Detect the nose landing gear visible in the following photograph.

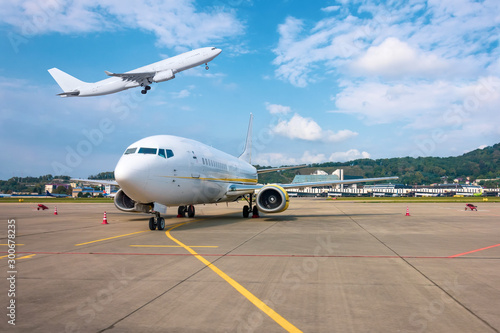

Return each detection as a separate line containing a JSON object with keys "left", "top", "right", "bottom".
{"left": 149, "top": 212, "right": 165, "bottom": 230}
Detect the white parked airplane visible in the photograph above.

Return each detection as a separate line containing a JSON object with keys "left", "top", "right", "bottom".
{"left": 74, "top": 115, "right": 398, "bottom": 231}
{"left": 48, "top": 47, "right": 222, "bottom": 97}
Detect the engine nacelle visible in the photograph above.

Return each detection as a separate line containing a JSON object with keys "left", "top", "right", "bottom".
{"left": 255, "top": 185, "right": 289, "bottom": 214}
{"left": 153, "top": 69, "right": 175, "bottom": 83}
{"left": 114, "top": 189, "right": 153, "bottom": 213}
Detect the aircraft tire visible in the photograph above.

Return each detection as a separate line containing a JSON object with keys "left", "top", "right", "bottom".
{"left": 157, "top": 217, "right": 165, "bottom": 230}
{"left": 243, "top": 205, "right": 249, "bottom": 218}
{"left": 145, "top": 85, "right": 151, "bottom": 91}
{"left": 178, "top": 206, "right": 186, "bottom": 217}
{"left": 141, "top": 89, "right": 147, "bottom": 94}
{"left": 252, "top": 206, "right": 259, "bottom": 218}
{"left": 188, "top": 205, "right": 195, "bottom": 218}
{"left": 149, "top": 217, "right": 156, "bottom": 230}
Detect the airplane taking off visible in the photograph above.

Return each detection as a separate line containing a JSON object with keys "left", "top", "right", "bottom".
{"left": 48, "top": 47, "right": 222, "bottom": 97}
{"left": 74, "top": 115, "right": 398, "bottom": 231}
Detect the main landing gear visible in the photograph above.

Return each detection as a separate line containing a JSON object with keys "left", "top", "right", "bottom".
{"left": 141, "top": 85, "right": 152, "bottom": 94}
{"left": 149, "top": 212, "right": 165, "bottom": 231}
{"left": 177, "top": 205, "right": 196, "bottom": 218}
{"left": 242, "top": 194, "right": 259, "bottom": 218}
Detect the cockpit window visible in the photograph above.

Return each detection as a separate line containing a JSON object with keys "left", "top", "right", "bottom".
{"left": 138, "top": 147, "right": 157, "bottom": 154}
{"left": 124, "top": 148, "right": 137, "bottom": 155}
{"left": 157, "top": 148, "right": 174, "bottom": 159}
{"left": 211, "top": 47, "right": 216, "bottom": 50}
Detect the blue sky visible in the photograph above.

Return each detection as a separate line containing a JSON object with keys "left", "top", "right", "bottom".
{"left": 1, "top": 0, "right": 499, "bottom": 180}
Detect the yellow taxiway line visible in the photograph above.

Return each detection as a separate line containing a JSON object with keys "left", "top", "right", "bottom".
{"left": 165, "top": 219, "right": 302, "bottom": 333}
{"left": 0, "top": 254, "right": 35, "bottom": 260}
{"left": 75, "top": 230, "right": 148, "bottom": 246}
{"left": 18, "top": 254, "right": 36, "bottom": 260}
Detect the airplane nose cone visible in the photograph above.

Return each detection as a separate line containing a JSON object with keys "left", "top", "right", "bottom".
{"left": 114, "top": 157, "right": 151, "bottom": 202}
{"left": 216, "top": 48, "right": 222, "bottom": 56}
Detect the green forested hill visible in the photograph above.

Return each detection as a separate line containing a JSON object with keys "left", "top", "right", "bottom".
{"left": 258, "top": 143, "right": 500, "bottom": 186}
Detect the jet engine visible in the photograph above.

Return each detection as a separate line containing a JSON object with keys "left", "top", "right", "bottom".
{"left": 153, "top": 69, "right": 175, "bottom": 83}
{"left": 255, "top": 185, "right": 289, "bottom": 214}
{"left": 114, "top": 189, "right": 153, "bottom": 213}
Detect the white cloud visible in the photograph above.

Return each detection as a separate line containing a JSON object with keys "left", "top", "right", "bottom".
{"left": 265, "top": 103, "right": 291, "bottom": 114}
{"left": 272, "top": 0, "right": 500, "bottom": 86}
{"left": 272, "top": 113, "right": 358, "bottom": 142}
{"left": 332, "top": 76, "right": 500, "bottom": 130}
{"left": 321, "top": 6, "right": 341, "bottom": 13}
{"left": 351, "top": 37, "right": 449, "bottom": 78}
{"left": 1, "top": 0, "right": 244, "bottom": 49}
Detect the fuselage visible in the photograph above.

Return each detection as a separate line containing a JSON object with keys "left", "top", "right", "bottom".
{"left": 77, "top": 47, "right": 221, "bottom": 96}
{"left": 114, "top": 135, "right": 257, "bottom": 207}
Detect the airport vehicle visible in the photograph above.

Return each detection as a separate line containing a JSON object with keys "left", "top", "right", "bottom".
{"left": 74, "top": 115, "right": 398, "bottom": 230}
{"left": 103, "top": 190, "right": 117, "bottom": 198}
{"left": 48, "top": 47, "right": 222, "bottom": 97}
{"left": 37, "top": 204, "right": 49, "bottom": 210}
{"left": 465, "top": 203, "right": 478, "bottom": 211}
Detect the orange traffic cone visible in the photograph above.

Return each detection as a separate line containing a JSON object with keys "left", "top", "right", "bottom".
{"left": 102, "top": 211, "right": 108, "bottom": 224}
{"left": 405, "top": 206, "right": 410, "bottom": 216}
{"left": 54, "top": 206, "right": 58, "bottom": 215}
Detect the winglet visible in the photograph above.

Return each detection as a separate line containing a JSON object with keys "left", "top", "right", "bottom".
{"left": 239, "top": 113, "right": 253, "bottom": 164}
{"left": 104, "top": 70, "right": 114, "bottom": 76}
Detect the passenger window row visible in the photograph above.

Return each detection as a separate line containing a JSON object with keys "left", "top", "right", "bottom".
{"left": 202, "top": 157, "right": 228, "bottom": 171}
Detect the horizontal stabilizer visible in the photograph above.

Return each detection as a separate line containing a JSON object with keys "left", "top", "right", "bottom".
{"left": 257, "top": 165, "right": 307, "bottom": 174}
{"left": 57, "top": 90, "right": 80, "bottom": 97}
{"left": 71, "top": 178, "right": 119, "bottom": 186}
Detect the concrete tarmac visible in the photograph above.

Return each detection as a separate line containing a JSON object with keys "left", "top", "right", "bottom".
{"left": 1, "top": 199, "right": 499, "bottom": 332}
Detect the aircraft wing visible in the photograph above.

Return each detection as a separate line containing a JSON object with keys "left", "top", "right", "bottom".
{"left": 71, "top": 178, "right": 119, "bottom": 186}
{"left": 277, "top": 176, "right": 398, "bottom": 189}
{"left": 104, "top": 70, "right": 156, "bottom": 82}
{"left": 227, "top": 176, "right": 398, "bottom": 192}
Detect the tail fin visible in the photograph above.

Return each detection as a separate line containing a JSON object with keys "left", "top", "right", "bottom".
{"left": 239, "top": 113, "right": 253, "bottom": 164}
{"left": 48, "top": 68, "right": 86, "bottom": 94}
